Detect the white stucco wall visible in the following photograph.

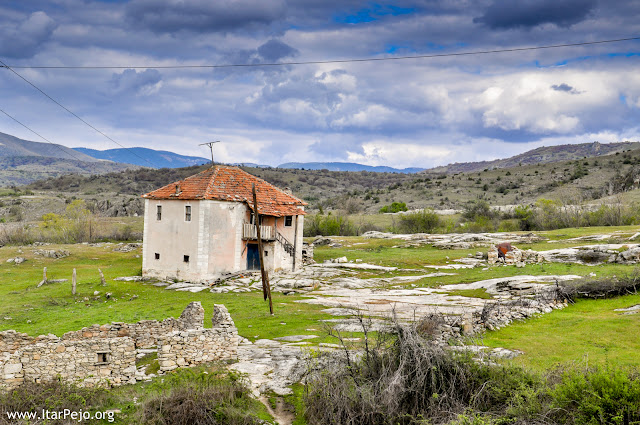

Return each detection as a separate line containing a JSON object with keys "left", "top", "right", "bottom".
{"left": 142, "top": 199, "right": 202, "bottom": 281}
{"left": 142, "top": 199, "right": 306, "bottom": 281}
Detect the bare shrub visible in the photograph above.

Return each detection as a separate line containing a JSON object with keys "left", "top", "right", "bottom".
{"left": 557, "top": 270, "right": 640, "bottom": 302}
{"left": 415, "top": 313, "right": 445, "bottom": 339}
{"left": 305, "top": 316, "right": 535, "bottom": 425}
{"left": 138, "top": 367, "right": 262, "bottom": 425}
{"left": 0, "top": 223, "right": 34, "bottom": 245}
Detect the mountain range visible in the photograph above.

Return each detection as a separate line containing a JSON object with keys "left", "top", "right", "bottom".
{"left": 73, "top": 147, "right": 210, "bottom": 169}
{"left": 276, "top": 162, "right": 424, "bottom": 173}
{"left": 1, "top": 130, "right": 640, "bottom": 188}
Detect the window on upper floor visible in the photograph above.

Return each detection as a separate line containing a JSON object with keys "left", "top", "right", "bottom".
{"left": 185, "top": 205, "right": 192, "bottom": 222}
{"left": 285, "top": 216, "right": 293, "bottom": 227}
{"left": 156, "top": 205, "right": 162, "bottom": 221}
{"left": 184, "top": 255, "right": 190, "bottom": 263}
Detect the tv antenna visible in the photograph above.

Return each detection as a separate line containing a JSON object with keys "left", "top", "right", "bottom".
{"left": 199, "top": 141, "right": 220, "bottom": 165}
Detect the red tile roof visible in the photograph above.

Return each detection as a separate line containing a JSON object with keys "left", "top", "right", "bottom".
{"left": 142, "top": 165, "right": 307, "bottom": 217}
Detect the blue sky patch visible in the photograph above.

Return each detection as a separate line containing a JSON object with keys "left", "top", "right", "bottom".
{"left": 334, "top": 4, "right": 415, "bottom": 24}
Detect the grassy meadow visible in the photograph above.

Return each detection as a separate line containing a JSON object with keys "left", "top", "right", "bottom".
{"left": 1, "top": 224, "right": 640, "bottom": 423}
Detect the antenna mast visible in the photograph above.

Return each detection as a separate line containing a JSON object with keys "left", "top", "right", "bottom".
{"left": 199, "top": 141, "right": 220, "bottom": 165}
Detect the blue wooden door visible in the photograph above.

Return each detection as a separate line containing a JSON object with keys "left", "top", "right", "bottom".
{"left": 247, "top": 244, "right": 260, "bottom": 270}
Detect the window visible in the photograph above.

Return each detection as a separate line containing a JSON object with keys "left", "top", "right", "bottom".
{"left": 183, "top": 255, "right": 190, "bottom": 263}
{"left": 155, "top": 253, "right": 160, "bottom": 260}
{"left": 264, "top": 251, "right": 268, "bottom": 256}
{"left": 156, "top": 205, "right": 162, "bottom": 220}
{"left": 96, "top": 352, "right": 109, "bottom": 364}
{"left": 284, "top": 216, "right": 293, "bottom": 227}
{"left": 185, "top": 205, "right": 191, "bottom": 221}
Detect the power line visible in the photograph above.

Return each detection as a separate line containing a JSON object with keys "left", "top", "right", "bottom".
{"left": 0, "top": 58, "right": 158, "bottom": 168}
{"left": 0, "top": 106, "right": 86, "bottom": 163}
{"left": 2, "top": 36, "right": 639, "bottom": 70}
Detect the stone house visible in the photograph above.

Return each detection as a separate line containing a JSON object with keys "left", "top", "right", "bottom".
{"left": 141, "top": 165, "right": 306, "bottom": 282}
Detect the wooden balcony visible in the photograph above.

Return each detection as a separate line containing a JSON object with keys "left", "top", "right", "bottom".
{"left": 242, "top": 223, "right": 275, "bottom": 241}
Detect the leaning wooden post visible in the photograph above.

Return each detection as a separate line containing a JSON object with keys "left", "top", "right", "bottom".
{"left": 72, "top": 268, "right": 77, "bottom": 295}
{"left": 252, "top": 183, "right": 274, "bottom": 315}
{"left": 292, "top": 214, "right": 298, "bottom": 272}
{"left": 98, "top": 268, "right": 106, "bottom": 286}
{"left": 37, "top": 267, "right": 47, "bottom": 287}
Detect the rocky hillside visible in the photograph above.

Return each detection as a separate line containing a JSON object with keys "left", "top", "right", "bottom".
{"left": 423, "top": 141, "right": 640, "bottom": 174}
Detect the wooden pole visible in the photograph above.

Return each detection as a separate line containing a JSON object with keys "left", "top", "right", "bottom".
{"left": 72, "top": 268, "right": 77, "bottom": 295}
{"left": 292, "top": 215, "right": 298, "bottom": 272}
{"left": 98, "top": 269, "right": 106, "bottom": 286}
{"left": 252, "top": 183, "right": 273, "bottom": 315}
{"left": 37, "top": 267, "right": 47, "bottom": 287}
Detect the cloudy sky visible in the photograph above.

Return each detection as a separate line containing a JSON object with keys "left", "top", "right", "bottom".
{"left": 1, "top": 0, "right": 639, "bottom": 169}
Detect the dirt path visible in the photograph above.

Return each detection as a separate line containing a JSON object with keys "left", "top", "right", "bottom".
{"left": 259, "top": 396, "right": 295, "bottom": 425}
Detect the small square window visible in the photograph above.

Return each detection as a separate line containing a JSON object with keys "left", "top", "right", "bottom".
{"left": 284, "top": 216, "right": 293, "bottom": 227}
{"left": 184, "top": 255, "right": 190, "bottom": 263}
{"left": 155, "top": 253, "right": 160, "bottom": 260}
{"left": 97, "top": 352, "right": 108, "bottom": 364}
{"left": 185, "top": 205, "right": 192, "bottom": 221}
{"left": 156, "top": 205, "right": 162, "bottom": 221}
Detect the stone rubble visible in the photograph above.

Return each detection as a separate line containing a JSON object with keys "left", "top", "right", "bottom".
{"left": 487, "top": 244, "right": 640, "bottom": 266}
{"left": 112, "top": 243, "right": 142, "bottom": 253}
{"left": 33, "top": 249, "right": 70, "bottom": 258}
{"left": 362, "top": 231, "right": 546, "bottom": 249}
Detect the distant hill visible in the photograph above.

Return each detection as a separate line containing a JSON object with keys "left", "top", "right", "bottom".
{"left": 0, "top": 132, "right": 137, "bottom": 186}
{"left": 278, "top": 162, "right": 424, "bottom": 173}
{"left": 0, "top": 132, "right": 99, "bottom": 162}
{"left": 74, "top": 147, "right": 210, "bottom": 169}
{"left": 422, "top": 141, "right": 640, "bottom": 174}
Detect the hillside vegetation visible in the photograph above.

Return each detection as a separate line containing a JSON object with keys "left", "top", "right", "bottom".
{"left": 15, "top": 146, "right": 640, "bottom": 218}
{"left": 424, "top": 140, "right": 640, "bottom": 174}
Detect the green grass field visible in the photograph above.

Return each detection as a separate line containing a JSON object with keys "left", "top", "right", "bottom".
{"left": 0, "top": 244, "right": 343, "bottom": 343}
{"left": 1, "top": 226, "right": 639, "bottom": 366}
{"left": 481, "top": 294, "right": 640, "bottom": 370}
{"left": 2, "top": 225, "right": 640, "bottom": 424}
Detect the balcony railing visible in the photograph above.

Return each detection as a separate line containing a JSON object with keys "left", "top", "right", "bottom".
{"left": 242, "top": 223, "right": 275, "bottom": 241}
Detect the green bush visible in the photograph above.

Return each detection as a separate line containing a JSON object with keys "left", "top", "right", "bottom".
{"left": 379, "top": 202, "right": 408, "bottom": 213}
{"left": 397, "top": 209, "right": 441, "bottom": 233}
{"left": 462, "top": 200, "right": 497, "bottom": 222}
{"left": 550, "top": 366, "right": 640, "bottom": 424}
{"left": 304, "top": 213, "right": 357, "bottom": 236}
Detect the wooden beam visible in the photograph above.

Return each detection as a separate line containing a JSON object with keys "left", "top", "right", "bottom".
{"left": 252, "top": 183, "right": 274, "bottom": 315}
{"left": 292, "top": 214, "right": 298, "bottom": 272}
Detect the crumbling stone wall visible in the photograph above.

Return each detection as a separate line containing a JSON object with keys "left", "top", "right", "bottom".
{"left": 158, "top": 305, "right": 238, "bottom": 372}
{"left": 0, "top": 333, "right": 137, "bottom": 389}
{"left": 62, "top": 301, "right": 205, "bottom": 348}
{"left": 0, "top": 302, "right": 237, "bottom": 390}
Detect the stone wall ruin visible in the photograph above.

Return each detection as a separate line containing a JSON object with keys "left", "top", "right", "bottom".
{"left": 0, "top": 302, "right": 238, "bottom": 390}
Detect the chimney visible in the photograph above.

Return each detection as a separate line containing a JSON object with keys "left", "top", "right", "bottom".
{"left": 175, "top": 184, "right": 181, "bottom": 195}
